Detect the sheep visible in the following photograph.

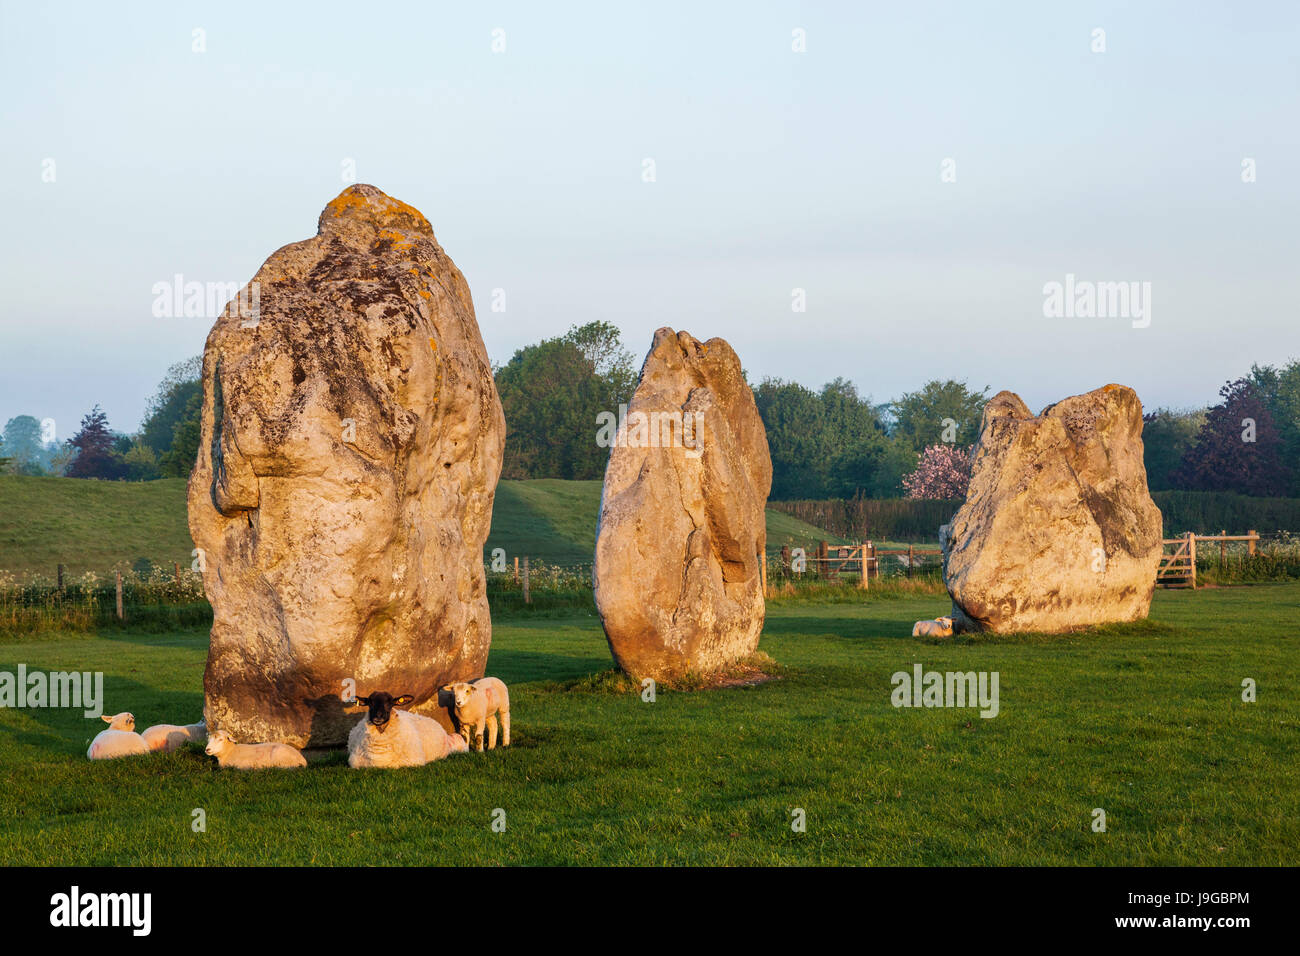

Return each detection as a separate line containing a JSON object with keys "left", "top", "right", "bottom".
{"left": 87, "top": 712, "right": 149, "bottom": 760}
{"left": 446, "top": 677, "right": 511, "bottom": 751}
{"left": 912, "top": 616, "right": 955, "bottom": 638}
{"left": 204, "top": 730, "right": 307, "bottom": 770}
{"left": 141, "top": 718, "right": 206, "bottom": 752}
{"left": 347, "top": 691, "right": 468, "bottom": 769}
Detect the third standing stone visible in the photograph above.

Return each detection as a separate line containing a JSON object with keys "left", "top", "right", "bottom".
{"left": 593, "top": 328, "right": 773, "bottom": 682}
{"left": 942, "top": 384, "right": 1163, "bottom": 633}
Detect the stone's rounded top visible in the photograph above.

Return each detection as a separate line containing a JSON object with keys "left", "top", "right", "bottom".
{"left": 981, "top": 390, "right": 1032, "bottom": 430}
{"left": 317, "top": 184, "right": 433, "bottom": 241}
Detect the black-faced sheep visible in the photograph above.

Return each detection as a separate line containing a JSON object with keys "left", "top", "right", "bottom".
{"left": 347, "top": 691, "right": 469, "bottom": 769}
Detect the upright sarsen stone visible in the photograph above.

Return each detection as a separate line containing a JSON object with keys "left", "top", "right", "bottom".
{"left": 593, "top": 328, "right": 772, "bottom": 681}
{"left": 942, "top": 384, "right": 1163, "bottom": 634}
{"left": 188, "top": 185, "right": 505, "bottom": 747}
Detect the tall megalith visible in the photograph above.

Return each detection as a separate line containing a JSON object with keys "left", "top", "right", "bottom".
{"left": 188, "top": 184, "right": 505, "bottom": 747}
{"left": 593, "top": 328, "right": 772, "bottom": 681}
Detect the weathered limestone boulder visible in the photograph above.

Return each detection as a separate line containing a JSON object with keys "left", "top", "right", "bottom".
{"left": 188, "top": 184, "right": 505, "bottom": 747}
{"left": 593, "top": 328, "right": 772, "bottom": 681}
{"left": 942, "top": 384, "right": 1163, "bottom": 634}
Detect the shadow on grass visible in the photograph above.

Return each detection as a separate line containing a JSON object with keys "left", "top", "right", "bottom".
{"left": 0, "top": 675, "right": 204, "bottom": 758}
{"left": 485, "top": 647, "right": 610, "bottom": 686}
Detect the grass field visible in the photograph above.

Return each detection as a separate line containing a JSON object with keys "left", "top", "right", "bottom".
{"left": 1, "top": 583, "right": 1296, "bottom": 866}
{"left": 0, "top": 476, "right": 845, "bottom": 575}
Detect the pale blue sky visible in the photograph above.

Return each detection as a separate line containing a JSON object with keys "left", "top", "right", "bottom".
{"left": 1, "top": 1, "right": 1297, "bottom": 442}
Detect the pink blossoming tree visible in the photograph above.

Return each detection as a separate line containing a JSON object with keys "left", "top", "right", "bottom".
{"left": 902, "top": 443, "right": 972, "bottom": 500}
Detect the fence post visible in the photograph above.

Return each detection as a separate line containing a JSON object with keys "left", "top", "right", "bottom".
{"left": 513, "top": 556, "right": 519, "bottom": 584}
{"left": 57, "top": 563, "right": 65, "bottom": 592}
{"left": 1220, "top": 530, "right": 1226, "bottom": 567}
{"left": 522, "top": 556, "right": 530, "bottom": 605}
{"left": 1248, "top": 530, "right": 1257, "bottom": 557}
{"left": 907, "top": 543, "right": 914, "bottom": 579}
{"left": 1187, "top": 532, "right": 1197, "bottom": 590}
{"left": 859, "top": 543, "right": 869, "bottom": 591}
{"left": 818, "top": 540, "right": 828, "bottom": 579}
{"left": 780, "top": 545, "right": 790, "bottom": 574}
{"left": 761, "top": 551, "right": 768, "bottom": 598}
{"left": 115, "top": 570, "right": 124, "bottom": 620}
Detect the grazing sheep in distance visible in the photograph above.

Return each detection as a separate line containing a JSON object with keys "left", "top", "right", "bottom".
{"left": 205, "top": 730, "right": 306, "bottom": 770}
{"left": 87, "top": 712, "right": 149, "bottom": 760}
{"left": 446, "top": 677, "right": 511, "bottom": 751}
{"left": 347, "top": 691, "right": 468, "bottom": 769}
{"left": 912, "top": 616, "right": 955, "bottom": 638}
{"left": 141, "top": 719, "right": 206, "bottom": 752}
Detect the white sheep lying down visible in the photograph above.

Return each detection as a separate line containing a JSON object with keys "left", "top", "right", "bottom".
{"left": 141, "top": 719, "right": 206, "bottom": 752}
{"left": 205, "top": 730, "right": 307, "bottom": 769}
{"left": 87, "top": 712, "right": 149, "bottom": 760}
{"left": 912, "top": 616, "right": 955, "bottom": 638}
{"left": 348, "top": 705, "right": 468, "bottom": 769}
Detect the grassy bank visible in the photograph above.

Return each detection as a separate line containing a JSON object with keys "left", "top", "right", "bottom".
{"left": 1, "top": 584, "right": 1295, "bottom": 865}
{"left": 0, "top": 475, "right": 844, "bottom": 576}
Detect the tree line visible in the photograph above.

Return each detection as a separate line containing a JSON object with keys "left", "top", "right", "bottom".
{"left": 3, "top": 327, "right": 1296, "bottom": 502}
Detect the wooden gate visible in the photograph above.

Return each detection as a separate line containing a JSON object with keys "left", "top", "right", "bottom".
{"left": 1157, "top": 533, "right": 1195, "bottom": 589}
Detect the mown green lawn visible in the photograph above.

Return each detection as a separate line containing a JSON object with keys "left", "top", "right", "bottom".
{"left": 0, "top": 584, "right": 1296, "bottom": 866}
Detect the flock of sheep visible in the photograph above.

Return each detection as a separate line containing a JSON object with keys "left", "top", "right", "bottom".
{"left": 85, "top": 676, "right": 511, "bottom": 771}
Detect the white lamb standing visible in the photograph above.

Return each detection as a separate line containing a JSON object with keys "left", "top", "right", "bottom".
{"left": 912, "top": 616, "right": 955, "bottom": 638}
{"left": 204, "top": 730, "right": 307, "bottom": 770}
{"left": 141, "top": 719, "right": 207, "bottom": 752}
{"left": 447, "top": 677, "right": 511, "bottom": 751}
{"left": 87, "top": 712, "right": 149, "bottom": 760}
{"left": 347, "top": 691, "right": 469, "bottom": 769}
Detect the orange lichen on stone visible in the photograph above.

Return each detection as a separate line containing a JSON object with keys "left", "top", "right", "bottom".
{"left": 321, "top": 185, "right": 433, "bottom": 235}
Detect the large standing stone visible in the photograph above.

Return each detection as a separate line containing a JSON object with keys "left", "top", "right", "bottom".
{"left": 188, "top": 184, "right": 505, "bottom": 747}
{"left": 942, "top": 384, "right": 1163, "bottom": 634}
{"left": 593, "top": 328, "right": 772, "bottom": 681}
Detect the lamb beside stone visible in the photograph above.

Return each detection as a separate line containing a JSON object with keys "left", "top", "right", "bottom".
{"left": 204, "top": 730, "right": 307, "bottom": 769}
{"left": 347, "top": 691, "right": 469, "bottom": 769}
{"left": 141, "top": 719, "right": 206, "bottom": 752}
{"left": 446, "top": 677, "right": 511, "bottom": 751}
{"left": 912, "top": 616, "right": 954, "bottom": 638}
{"left": 87, "top": 712, "right": 149, "bottom": 760}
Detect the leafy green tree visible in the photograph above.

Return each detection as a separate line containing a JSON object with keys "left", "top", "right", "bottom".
{"left": 159, "top": 391, "right": 203, "bottom": 478}
{"left": 1, "top": 415, "right": 47, "bottom": 475}
{"left": 1249, "top": 360, "right": 1300, "bottom": 494}
{"left": 564, "top": 321, "right": 637, "bottom": 400}
{"left": 494, "top": 323, "right": 635, "bottom": 479}
{"left": 121, "top": 440, "right": 162, "bottom": 481}
{"left": 1142, "top": 408, "right": 1206, "bottom": 491}
{"left": 754, "top": 377, "right": 889, "bottom": 499}
{"left": 140, "top": 357, "right": 202, "bottom": 456}
{"left": 889, "top": 380, "right": 989, "bottom": 454}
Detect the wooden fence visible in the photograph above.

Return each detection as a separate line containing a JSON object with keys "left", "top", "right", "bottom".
{"left": 768, "top": 541, "right": 942, "bottom": 591}
{"left": 1157, "top": 530, "right": 1259, "bottom": 590}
